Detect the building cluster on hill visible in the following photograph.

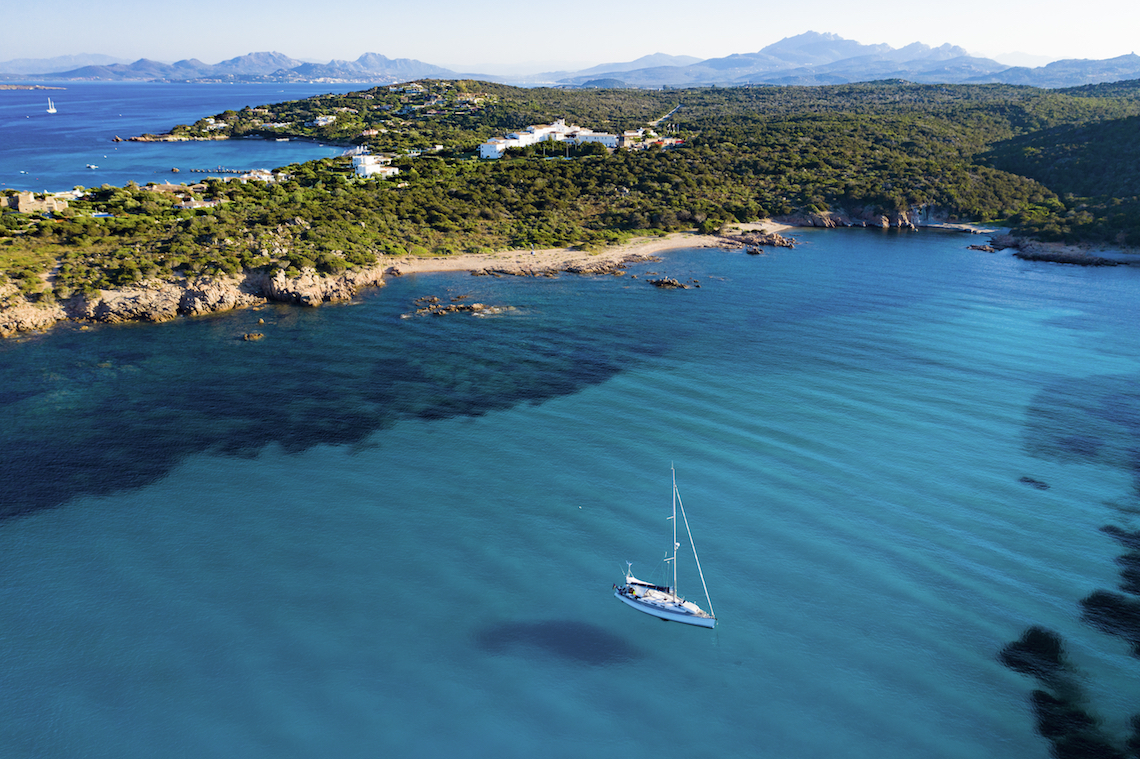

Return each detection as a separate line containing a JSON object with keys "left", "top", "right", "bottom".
{"left": 351, "top": 154, "right": 400, "bottom": 179}
{"left": 5, "top": 192, "right": 68, "bottom": 214}
{"left": 478, "top": 119, "right": 618, "bottom": 159}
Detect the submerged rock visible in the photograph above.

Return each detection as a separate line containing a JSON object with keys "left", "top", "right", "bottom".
{"left": 1000, "top": 626, "right": 1067, "bottom": 678}
{"left": 1080, "top": 590, "right": 1140, "bottom": 654}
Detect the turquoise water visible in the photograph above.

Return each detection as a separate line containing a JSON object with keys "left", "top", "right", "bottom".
{"left": 0, "top": 82, "right": 370, "bottom": 192}
{"left": 2, "top": 228, "right": 1139, "bottom": 757}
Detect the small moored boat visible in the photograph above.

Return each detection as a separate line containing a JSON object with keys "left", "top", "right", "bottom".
{"left": 614, "top": 466, "right": 717, "bottom": 628}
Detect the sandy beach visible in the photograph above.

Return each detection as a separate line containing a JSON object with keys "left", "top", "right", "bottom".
{"left": 379, "top": 221, "right": 794, "bottom": 277}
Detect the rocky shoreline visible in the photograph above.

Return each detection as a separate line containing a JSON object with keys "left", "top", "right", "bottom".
{"left": 987, "top": 233, "right": 1129, "bottom": 266}
{"left": 3, "top": 221, "right": 1135, "bottom": 339}
{"left": 0, "top": 266, "right": 388, "bottom": 338}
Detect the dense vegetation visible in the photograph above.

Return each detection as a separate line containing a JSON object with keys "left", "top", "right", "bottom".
{"left": 4, "top": 78, "right": 1140, "bottom": 306}
{"left": 981, "top": 113, "right": 1140, "bottom": 243}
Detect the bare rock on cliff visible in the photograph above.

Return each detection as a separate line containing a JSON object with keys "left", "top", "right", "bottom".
{"left": 77, "top": 282, "right": 184, "bottom": 323}
{"left": 0, "top": 297, "right": 65, "bottom": 337}
{"left": 2, "top": 264, "right": 394, "bottom": 338}
{"left": 989, "top": 233, "right": 1019, "bottom": 250}
{"left": 255, "top": 265, "right": 386, "bottom": 306}
{"left": 180, "top": 276, "right": 264, "bottom": 315}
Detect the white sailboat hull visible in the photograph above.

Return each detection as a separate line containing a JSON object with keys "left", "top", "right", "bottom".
{"left": 614, "top": 586, "right": 716, "bottom": 628}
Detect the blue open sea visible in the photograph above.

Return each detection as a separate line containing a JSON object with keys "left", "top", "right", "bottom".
{"left": 3, "top": 86, "right": 1140, "bottom": 758}
{"left": 0, "top": 82, "right": 373, "bottom": 191}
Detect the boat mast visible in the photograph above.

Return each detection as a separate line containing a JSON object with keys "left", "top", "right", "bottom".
{"left": 671, "top": 465, "right": 679, "bottom": 594}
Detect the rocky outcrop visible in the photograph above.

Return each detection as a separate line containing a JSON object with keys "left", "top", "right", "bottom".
{"left": 718, "top": 231, "right": 797, "bottom": 249}
{"left": 647, "top": 277, "right": 688, "bottom": 289}
{"left": 406, "top": 295, "right": 511, "bottom": 317}
{"left": 251, "top": 265, "right": 386, "bottom": 306}
{"left": 990, "top": 234, "right": 1122, "bottom": 266}
{"left": 0, "top": 299, "right": 66, "bottom": 338}
{"left": 73, "top": 282, "right": 183, "bottom": 324}
{"left": 1, "top": 265, "right": 390, "bottom": 338}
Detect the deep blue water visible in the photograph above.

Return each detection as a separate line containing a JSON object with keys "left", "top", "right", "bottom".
{"left": 0, "top": 82, "right": 375, "bottom": 192}
{"left": 2, "top": 227, "right": 1139, "bottom": 757}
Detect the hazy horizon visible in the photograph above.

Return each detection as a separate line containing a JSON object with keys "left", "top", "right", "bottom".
{"left": 5, "top": 0, "right": 1137, "bottom": 74}
{"left": 0, "top": 45, "right": 1107, "bottom": 79}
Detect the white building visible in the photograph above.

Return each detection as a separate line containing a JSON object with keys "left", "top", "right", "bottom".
{"left": 352, "top": 154, "right": 400, "bottom": 179}
{"left": 478, "top": 119, "right": 617, "bottom": 159}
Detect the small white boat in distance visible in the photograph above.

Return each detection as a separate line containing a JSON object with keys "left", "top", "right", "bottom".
{"left": 614, "top": 466, "right": 717, "bottom": 628}
{"left": 46, "top": 98, "right": 57, "bottom": 114}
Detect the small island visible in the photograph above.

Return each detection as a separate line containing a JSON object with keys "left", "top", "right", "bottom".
{"left": 0, "top": 84, "right": 66, "bottom": 91}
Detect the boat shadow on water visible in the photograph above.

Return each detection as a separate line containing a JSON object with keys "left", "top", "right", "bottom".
{"left": 474, "top": 620, "right": 642, "bottom": 666}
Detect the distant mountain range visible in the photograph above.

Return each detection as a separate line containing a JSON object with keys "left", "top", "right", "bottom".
{"left": 0, "top": 51, "right": 453, "bottom": 84}
{"left": 554, "top": 33, "right": 1140, "bottom": 88}
{"left": 3, "top": 33, "right": 1139, "bottom": 89}
{"left": 0, "top": 53, "right": 130, "bottom": 75}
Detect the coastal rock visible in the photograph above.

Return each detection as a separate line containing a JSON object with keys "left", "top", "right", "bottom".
{"left": 76, "top": 282, "right": 184, "bottom": 323}
{"left": 180, "top": 275, "right": 264, "bottom": 315}
{"left": 69, "top": 275, "right": 268, "bottom": 324}
{"left": 808, "top": 211, "right": 845, "bottom": 228}
{"left": 0, "top": 299, "right": 66, "bottom": 337}
{"left": 647, "top": 277, "right": 688, "bottom": 289}
{"left": 407, "top": 297, "right": 510, "bottom": 317}
{"left": 776, "top": 204, "right": 945, "bottom": 230}
{"left": 1, "top": 264, "right": 393, "bottom": 338}
{"left": 993, "top": 234, "right": 1122, "bottom": 266}
{"left": 989, "top": 234, "right": 1019, "bottom": 250}
{"left": 254, "top": 265, "right": 386, "bottom": 306}
{"left": 719, "top": 231, "right": 796, "bottom": 249}
{"left": 1013, "top": 245, "right": 1120, "bottom": 267}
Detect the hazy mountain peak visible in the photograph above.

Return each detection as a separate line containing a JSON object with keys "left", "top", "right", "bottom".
{"left": 215, "top": 51, "right": 304, "bottom": 74}
{"left": 758, "top": 32, "right": 892, "bottom": 66}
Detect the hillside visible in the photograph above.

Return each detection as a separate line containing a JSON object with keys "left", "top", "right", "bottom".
{"left": 3, "top": 79, "right": 1140, "bottom": 334}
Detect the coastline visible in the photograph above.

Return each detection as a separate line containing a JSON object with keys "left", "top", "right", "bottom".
{"left": 0, "top": 228, "right": 777, "bottom": 339}
{"left": 7, "top": 218, "right": 1136, "bottom": 340}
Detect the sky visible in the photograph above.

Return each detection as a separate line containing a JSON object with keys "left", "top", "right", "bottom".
{"left": 2, "top": 0, "right": 1137, "bottom": 73}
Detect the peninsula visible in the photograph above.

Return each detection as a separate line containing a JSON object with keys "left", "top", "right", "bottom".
{"left": 3, "top": 78, "right": 1140, "bottom": 338}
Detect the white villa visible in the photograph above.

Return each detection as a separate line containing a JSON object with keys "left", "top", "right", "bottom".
{"left": 478, "top": 119, "right": 618, "bottom": 159}
{"left": 352, "top": 154, "right": 400, "bottom": 179}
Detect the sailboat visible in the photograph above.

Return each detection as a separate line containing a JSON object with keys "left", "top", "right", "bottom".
{"left": 614, "top": 466, "right": 717, "bottom": 628}
{"left": 46, "top": 98, "right": 57, "bottom": 114}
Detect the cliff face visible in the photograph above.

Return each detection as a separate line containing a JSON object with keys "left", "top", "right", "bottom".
{"left": 777, "top": 204, "right": 952, "bottom": 229}
{"left": 0, "top": 265, "right": 388, "bottom": 338}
